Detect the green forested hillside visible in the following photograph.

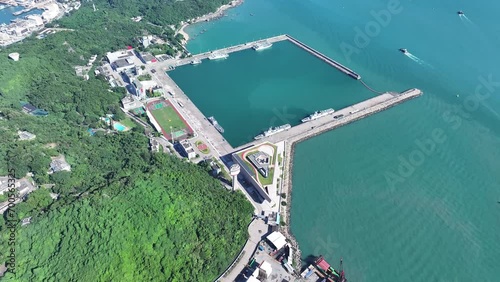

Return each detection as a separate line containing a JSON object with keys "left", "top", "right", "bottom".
{"left": 3, "top": 154, "right": 252, "bottom": 281}
{"left": 0, "top": 0, "right": 250, "bottom": 280}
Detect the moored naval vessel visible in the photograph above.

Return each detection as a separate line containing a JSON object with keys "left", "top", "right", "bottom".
{"left": 252, "top": 41, "right": 272, "bottom": 51}
{"left": 254, "top": 124, "right": 291, "bottom": 140}
{"left": 208, "top": 52, "right": 228, "bottom": 60}
{"left": 207, "top": 116, "right": 224, "bottom": 133}
{"left": 301, "top": 108, "right": 335, "bottom": 123}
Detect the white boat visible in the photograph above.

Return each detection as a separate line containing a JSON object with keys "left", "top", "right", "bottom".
{"left": 252, "top": 41, "right": 272, "bottom": 51}
{"left": 254, "top": 124, "right": 291, "bottom": 140}
{"left": 208, "top": 52, "right": 228, "bottom": 60}
{"left": 207, "top": 116, "right": 224, "bottom": 133}
{"left": 0, "top": 5, "right": 7, "bottom": 10}
{"left": 301, "top": 108, "right": 335, "bottom": 123}
{"left": 191, "top": 59, "right": 202, "bottom": 65}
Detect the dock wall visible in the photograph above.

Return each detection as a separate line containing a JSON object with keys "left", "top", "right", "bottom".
{"left": 279, "top": 88, "right": 422, "bottom": 272}
{"left": 170, "top": 34, "right": 362, "bottom": 82}
{"left": 285, "top": 34, "right": 361, "bottom": 80}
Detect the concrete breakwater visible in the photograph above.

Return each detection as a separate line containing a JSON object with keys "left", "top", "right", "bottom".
{"left": 170, "top": 34, "right": 362, "bottom": 84}
{"left": 279, "top": 88, "right": 422, "bottom": 273}
{"left": 285, "top": 35, "right": 361, "bottom": 80}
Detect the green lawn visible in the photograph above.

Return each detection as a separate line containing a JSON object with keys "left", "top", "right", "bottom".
{"left": 119, "top": 117, "right": 137, "bottom": 129}
{"left": 240, "top": 149, "right": 275, "bottom": 186}
{"left": 258, "top": 167, "right": 274, "bottom": 186}
{"left": 150, "top": 105, "right": 187, "bottom": 132}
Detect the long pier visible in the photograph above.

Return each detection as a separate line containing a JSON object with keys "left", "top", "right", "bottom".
{"left": 234, "top": 88, "right": 422, "bottom": 151}
{"left": 285, "top": 34, "right": 361, "bottom": 80}
{"left": 167, "top": 34, "right": 361, "bottom": 81}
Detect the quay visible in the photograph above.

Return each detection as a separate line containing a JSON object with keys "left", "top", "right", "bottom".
{"left": 12, "top": 7, "right": 34, "bottom": 16}
{"left": 285, "top": 34, "right": 361, "bottom": 80}
{"left": 167, "top": 34, "right": 361, "bottom": 80}
{"left": 234, "top": 88, "right": 422, "bottom": 151}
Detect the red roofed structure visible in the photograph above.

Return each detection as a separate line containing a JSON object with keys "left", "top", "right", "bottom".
{"left": 316, "top": 257, "right": 330, "bottom": 272}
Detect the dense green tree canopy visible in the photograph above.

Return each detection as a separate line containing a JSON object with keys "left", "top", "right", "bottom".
{"left": 2, "top": 154, "right": 252, "bottom": 281}
{"left": 0, "top": 0, "right": 251, "bottom": 280}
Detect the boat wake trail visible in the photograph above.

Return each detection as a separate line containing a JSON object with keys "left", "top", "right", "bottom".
{"left": 405, "top": 53, "right": 433, "bottom": 68}
{"left": 460, "top": 14, "right": 473, "bottom": 24}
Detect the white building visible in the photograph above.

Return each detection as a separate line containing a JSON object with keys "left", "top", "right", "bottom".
{"left": 133, "top": 78, "right": 157, "bottom": 99}
{"left": 18, "top": 130, "right": 36, "bottom": 140}
{"left": 259, "top": 261, "right": 273, "bottom": 279}
{"left": 49, "top": 156, "right": 71, "bottom": 173}
{"left": 180, "top": 140, "right": 196, "bottom": 159}
{"left": 266, "top": 231, "right": 287, "bottom": 250}
{"left": 8, "top": 52, "right": 19, "bottom": 61}
{"left": 106, "top": 50, "right": 136, "bottom": 64}
{"left": 121, "top": 95, "right": 143, "bottom": 111}
{"left": 142, "top": 35, "right": 153, "bottom": 48}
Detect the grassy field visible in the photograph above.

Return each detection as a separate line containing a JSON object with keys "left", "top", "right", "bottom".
{"left": 119, "top": 117, "right": 136, "bottom": 129}
{"left": 150, "top": 105, "right": 187, "bottom": 132}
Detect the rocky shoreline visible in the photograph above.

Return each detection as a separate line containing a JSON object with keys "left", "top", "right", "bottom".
{"left": 280, "top": 138, "right": 303, "bottom": 274}
{"left": 177, "top": 0, "right": 244, "bottom": 46}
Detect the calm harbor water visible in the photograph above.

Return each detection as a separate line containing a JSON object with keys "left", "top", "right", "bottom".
{"left": 0, "top": 5, "right": 42, "bottom": 24}
{"left": 181, "top": 0, "right": 500, "bottom": 281}
{"left": 169, "top": 40, "right": 373, "bottom": 147}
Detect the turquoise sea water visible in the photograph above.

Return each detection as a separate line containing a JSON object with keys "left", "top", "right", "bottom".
{"left": 169, "top": 40, "right": 373, "bottom": 147}
{"left": 181, "top": 0, "right": 500, "bottom": 281}
{"left": 0, "top": 6, "right": 42, "bottom": 24}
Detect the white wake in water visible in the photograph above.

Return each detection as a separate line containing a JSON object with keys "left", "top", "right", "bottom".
{"left": 460, "top": 14, "right": 473, "bottom": 24}
{"left": 405, "top": 53, "right": 433, "bottom": 68}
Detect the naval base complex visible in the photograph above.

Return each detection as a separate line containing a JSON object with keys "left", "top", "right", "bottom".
{"left": 112, "top": 34, "right": 423, "bottom": 281}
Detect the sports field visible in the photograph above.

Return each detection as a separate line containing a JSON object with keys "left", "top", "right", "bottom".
{"left": 146, "top": 100, "right": 193, "bottom": 140}
{"left": 151, "top": 105, "right": 186, "bottom": 130}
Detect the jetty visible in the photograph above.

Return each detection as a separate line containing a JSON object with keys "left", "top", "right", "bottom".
{"left": 164, "top": 34, "right": 361, "bottom": 80}
{"left": 233, "top": 88, "right": 422, "bottom": 151}
{"left": 285, "top": 35, "right": 361, "bottom": 80}
{"left": 12, "top": 7, "right": 34, "bottom": 16}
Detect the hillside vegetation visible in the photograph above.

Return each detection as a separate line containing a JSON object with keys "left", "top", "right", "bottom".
{"left": 0, "top": 0, "right": 250, "bottom": 280}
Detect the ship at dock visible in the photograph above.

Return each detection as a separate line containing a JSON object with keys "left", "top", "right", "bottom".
{"left": 191, "top": 59, "right": 202, "bottom": 65}
{"left": 301, "top": 108, "right": 335, "bottom": 123}
{"left": 252, "top": 41, "right": 272, "bottom": 51}
{"left": 254, "top": 124, "right": 291, "bottom": 140}
{"left": 207, "top": 116, "right": 224, "bottom": 133}
{"left": 301, "top": 256, "right": 347, "bottom": 282}
{"left": 208, "top": 52, "right": 228, "bottom": 60}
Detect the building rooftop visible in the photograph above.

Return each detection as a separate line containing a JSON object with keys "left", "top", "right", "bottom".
{"left": 106, "top": 50, "right": 135, "bottom": 63}
{"left": 113, "top": 58, "right": 134, "bottom": 69}
{"left": 18, "top": 130, "right": 36, "bottom": 140}
{"left": 266, "top": 231, "right": 287, "bottom": 250}
{"left": 50, "top": 157, "right": 71, "bottom": 173}
{"left": 139, "top": 52, "right": 157, "bottom": 63}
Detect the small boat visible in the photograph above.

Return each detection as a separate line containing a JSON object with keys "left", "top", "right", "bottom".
{"left": 191, "top": 59, "right": 202, "bottom": 65}
{"left": 250, "top": 13, "right": 254, "bottom": 16}
{"left": 457, "top": 11, "right": 464, "bottom": 15}
{"left": 399, "top": 48, "right": 408, "bottom": 54}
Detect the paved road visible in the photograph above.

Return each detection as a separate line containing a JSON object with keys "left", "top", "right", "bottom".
{"left": 219, "top": 219, "right": 268, "bottom": 282}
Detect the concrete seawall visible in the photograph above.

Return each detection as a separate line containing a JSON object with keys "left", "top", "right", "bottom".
{"left": 279, "top": 88, "right": 422, "bottom": 272}
{"left": 285, "top": 34, "right": 361, "bottom": 80}
{"left": 168, "top": 34, "right": 362, "bottom": 83}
